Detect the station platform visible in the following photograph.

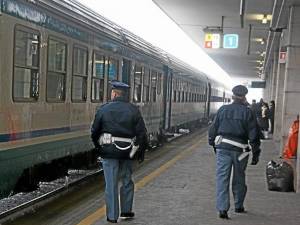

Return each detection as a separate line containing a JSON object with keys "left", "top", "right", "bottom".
{"left": 5, "top": 130, "right": 300, "bottom": 225}
{"left": 77, "top": 132, "right": 300, "bottom": 225}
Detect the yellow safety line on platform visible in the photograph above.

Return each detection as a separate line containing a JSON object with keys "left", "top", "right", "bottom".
{"left": 77, "top": 136, "right": 205, "bottom": 225}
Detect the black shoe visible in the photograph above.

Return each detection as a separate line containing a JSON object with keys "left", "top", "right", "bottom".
{"left": 107, "top": 218, "right": 117, "bottom": 223}
{"left": 235, "top": 207, "right": 246, "bottom": 213}
{"left": 120, "top": 212, "right": 135, "bottom": 219}
{"left": 219, "top": 211, "right": 229, "bottom": 219}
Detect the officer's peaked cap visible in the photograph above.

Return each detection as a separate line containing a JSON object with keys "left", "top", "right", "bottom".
{"left": 110, "top": 80, "right": 130, "bottom": 89}
{"left": 232, "top": 85, "right": 248, "bottom": 96}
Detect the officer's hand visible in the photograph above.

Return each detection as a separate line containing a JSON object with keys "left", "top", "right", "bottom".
{"left": 251, "top": 153, "right": 259, "bottom": 165}
{"left": 208, "top": 140, "right": 215, "bottom": 146}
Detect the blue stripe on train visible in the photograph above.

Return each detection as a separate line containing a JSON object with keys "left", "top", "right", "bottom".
{"left": 0, "top": 125, "right": 90, "bottom": 143}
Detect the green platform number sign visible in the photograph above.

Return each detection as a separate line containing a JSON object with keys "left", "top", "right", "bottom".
{"left": 223, "top": 34, "right": 239, "bottom": 49}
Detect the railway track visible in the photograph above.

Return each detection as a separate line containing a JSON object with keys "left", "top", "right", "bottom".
{"left": 0, "top": 168, "right": 102, "bottom": 224}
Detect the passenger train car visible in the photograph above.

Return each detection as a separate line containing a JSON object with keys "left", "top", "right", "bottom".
{"left": 0, "top": 0, "right": 230, "bottom": 198}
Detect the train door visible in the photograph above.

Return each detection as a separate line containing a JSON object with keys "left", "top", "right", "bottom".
{"left": 162, "top": 65, "right": 172, "bottom": 130}
{"left": 206, "top": 83, "right": 211, "bottom": 118}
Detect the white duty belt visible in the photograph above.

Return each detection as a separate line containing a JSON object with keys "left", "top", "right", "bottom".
{"left": 99, "top": 133, "right": 139, "bottom": 158}
{"left": 214, "top": 135, "right": 251, "bottom": 161}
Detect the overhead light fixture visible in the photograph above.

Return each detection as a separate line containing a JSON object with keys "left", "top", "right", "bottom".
{"left": 262, "top": 15, "right": 268, "bottom": 24}
{"left": 253, "top": 38, "right": 265, "bottom": 45}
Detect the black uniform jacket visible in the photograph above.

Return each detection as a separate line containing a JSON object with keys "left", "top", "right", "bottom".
{"left": 91, "top": 96, "right": 147, "bottom": 159}
{"left": 208, "top": 99, "right": 261, "bottom": 155}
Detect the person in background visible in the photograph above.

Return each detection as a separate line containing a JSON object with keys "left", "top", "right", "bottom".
{"left": 91, "top": 81, "right": 148, "bottom": 223}
{"left": 260, "top": 102, "right": 270, "bottom": 138}
{"left": 208, "top": 85, "right": 261, "bottom": 219}
{"left": 269, "top": 100, "right": 275, "bottom": 134}
{"left": 250, "top": 99, "right": 257, "bottom": 112}
{"left": 256, "top": 99, "right": 264, "bottom": 124}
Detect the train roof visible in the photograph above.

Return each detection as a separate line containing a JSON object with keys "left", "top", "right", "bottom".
{"left": 30, "top": 0, "right": 208, "bottom": 82}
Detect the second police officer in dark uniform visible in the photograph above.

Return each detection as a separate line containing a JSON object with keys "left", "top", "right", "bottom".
{"left": 208, "top": 85, "right": 261, "bottom": 219}
{"left": 91, "top": 81, "right": 148, "bottom": 223}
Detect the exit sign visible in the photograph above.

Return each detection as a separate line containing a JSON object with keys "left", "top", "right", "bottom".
{"left": 279, "top": 52, "right": 286, "bottom": 63}
{"left": 223, "top": 34, "right": 239, "bottom": 49}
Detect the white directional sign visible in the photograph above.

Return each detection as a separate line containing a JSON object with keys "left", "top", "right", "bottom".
{"left": 211, "top": 34, "right": 221, "bottom": 49}
{"left": 223, "top": 34, "right": 239, "bottom": 49}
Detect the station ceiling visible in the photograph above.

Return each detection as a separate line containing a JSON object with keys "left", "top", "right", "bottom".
{"left": 153, "top": 0, "right": 274, "bottom": 81}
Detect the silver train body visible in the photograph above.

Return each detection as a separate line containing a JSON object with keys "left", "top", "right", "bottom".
{"left": 0, "top": 0, "right": 230, "bottom": 197}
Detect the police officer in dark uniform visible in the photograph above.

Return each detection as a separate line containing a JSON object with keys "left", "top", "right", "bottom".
{"left": 208, "top": 85, "right": 261, "bottom": 219}
{"left": 91, "top": 81, "right": 148, "bottom": 223}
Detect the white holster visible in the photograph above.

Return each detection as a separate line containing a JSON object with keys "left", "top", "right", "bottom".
{"left": 214, "top": 135, "right": 251, "bottom": 161}
{"left": 130, "top": 144, "right": 139, "bottom": 158}
{"left": 99, "top": 133, "right": 138, "bottom": 158}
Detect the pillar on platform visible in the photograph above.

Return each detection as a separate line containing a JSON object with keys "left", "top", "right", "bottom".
{"left": 280, "top": 5, "right": 300, "bottom": 154}
{"left": 273, "top": 44, "right": 286, "bottom": 151}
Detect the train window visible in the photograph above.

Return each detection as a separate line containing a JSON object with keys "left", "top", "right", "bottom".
{"left": 122, "top": 59, "right": 131, "bottom": 84}
{"left": 47, "top": 38, "right": 67, "bottom": 102}
{"left": 92, "top": 52, "right": 105, "bottom": 102}
{"left": 143, "top": 68, "right": 150, "bottom": 102}
{"left": 72, "top": 46, "right": 88, "bottom": 102}
{"left": 108, "top": 58, "right": 119, "bottom": 80}
{"left": 133, "top": 65, "right": 142, "bottom": 102}
{"left": 150, "top": 70, "right": 157, "bottom": 102}
{"left": 157, "top": 73, "right": 162, "bottom": 95}
{"left": 13, "top": 26, "right": 40, "bottom": 101}
{"left": 107, "top": 57, "right": 119, "bottom": 101}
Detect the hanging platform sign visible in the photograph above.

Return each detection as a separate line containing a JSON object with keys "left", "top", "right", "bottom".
{"left": 211, "top": 34, "right": 221, "bottom": 48}
{"left": 251, "top": 81, "right": 266, "bottom": 88}
{"left": 204, "top": 33, "right": 220, "bottom": 49}
{"left": 223, "top": 34, "right": 239, "bottom": 49}
{"left": 204, "top": 33, "right": 212, "bottom": 48}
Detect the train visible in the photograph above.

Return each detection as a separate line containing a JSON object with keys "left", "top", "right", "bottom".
{"left": 0, "top": 0, "right": 231, "bottom": 198}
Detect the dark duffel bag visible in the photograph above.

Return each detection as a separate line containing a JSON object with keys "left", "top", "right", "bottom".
{"left": 266, "top": 160, "right": 294, "bottom": 192}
